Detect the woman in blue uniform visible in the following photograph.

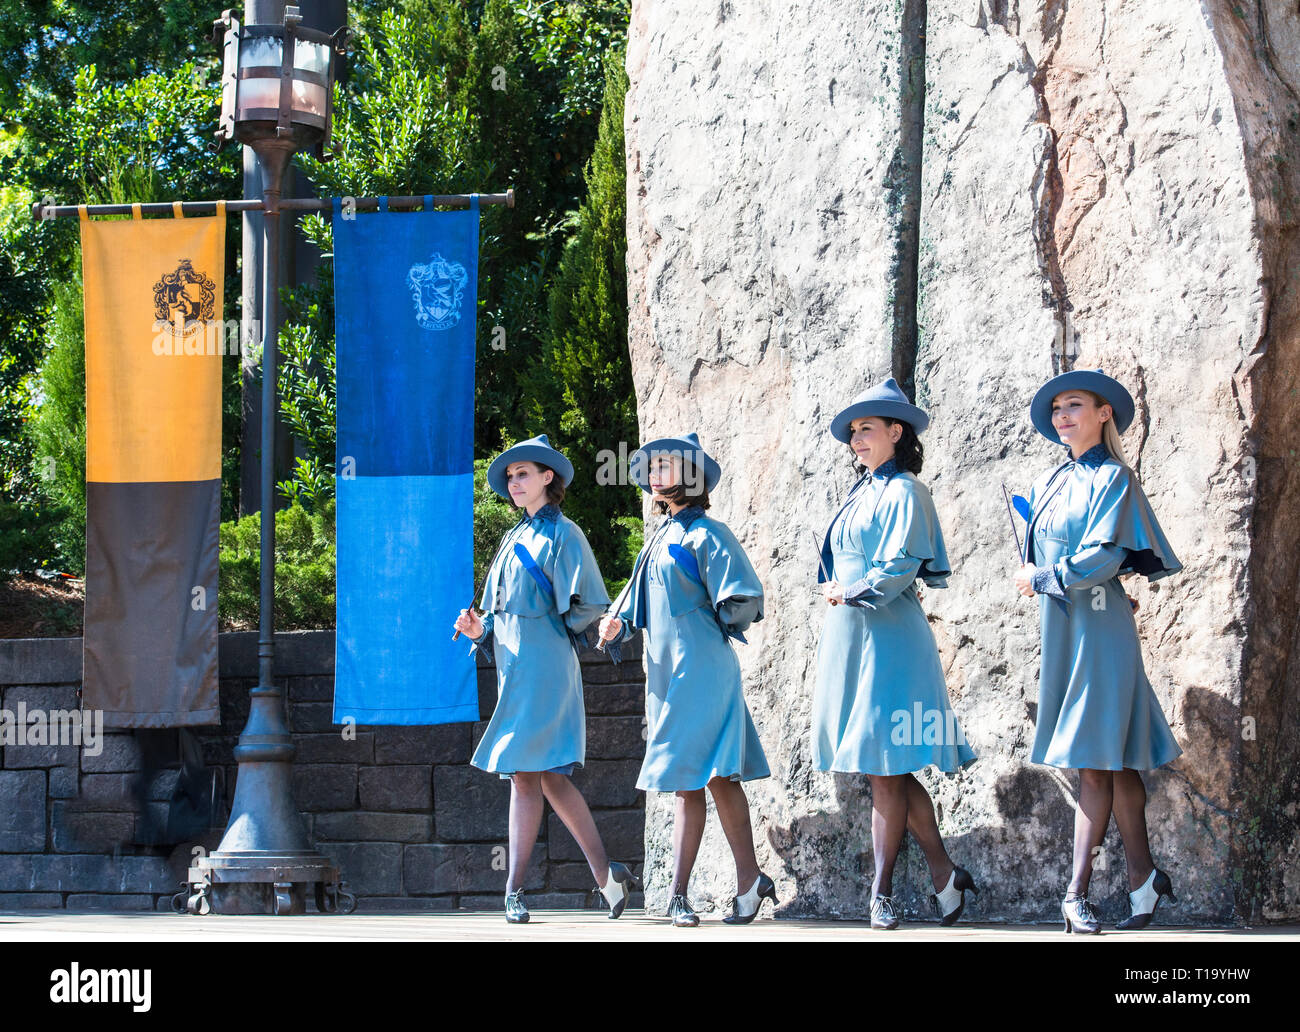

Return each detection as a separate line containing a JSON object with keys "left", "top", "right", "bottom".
{"left": 597, "top": 433, "right": 775, "bottom": 927}
{"left": 453, "top": 434, "right": 636, "bottom": 924}
{"left": 1013, "top": 370, "right": 1182, "bottom": 933}
{"left": 812, "top": 378, "right": 979, "bottom": 930}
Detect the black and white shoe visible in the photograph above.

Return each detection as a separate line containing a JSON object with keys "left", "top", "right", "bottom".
{"left": 1116, "top": 868, "right": 1176, "bottom": 930}
{"left": 723, "top": 872, "right": 778, "bottom": 925}
{"left": 931, "top": 866, "right": 980, "bottom": 926}
{"left": 600, "top": 861, "right": 638, "bottom": 920}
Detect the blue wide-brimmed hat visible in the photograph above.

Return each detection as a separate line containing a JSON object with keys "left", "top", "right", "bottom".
{"left": 486, "top": 433, "right": 574, "bottom": 499}
{"left": 629, "top": 431, "right": 722, "bottom": 494}
{"left": 1030, "top": 369, "right": 1135, "bottom": 444}
{"left": 830, "top": 376, "right": 930, "bottom": 442}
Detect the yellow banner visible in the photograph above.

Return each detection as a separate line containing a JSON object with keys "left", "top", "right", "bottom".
{"left": 81, "top": 205, "right": 225, "bottom": 483}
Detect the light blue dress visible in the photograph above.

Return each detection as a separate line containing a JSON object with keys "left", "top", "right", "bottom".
{"left": 614, "top": 505, "right": 769, "bottom": 791}
{"left": 1025, "top": 442, "right": 1182, "bottom": 770}
{"left": 812, "top": 458, "right": 976, "bottom": 775}
{"left": 467, "top": 504, "right": 610, "bottom": 775}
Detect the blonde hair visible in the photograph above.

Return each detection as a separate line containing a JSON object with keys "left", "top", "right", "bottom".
{"left": 1082, "top": 390, "right": 1130, "bottom": 468}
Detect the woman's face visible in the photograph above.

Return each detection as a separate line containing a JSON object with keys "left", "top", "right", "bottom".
{"left": 505, "top": 460, "right": 552, "bottom": 511}
{"left": 848, "top": 416, "right": 901, "bottom": 471}
{"left": 1051, "top": 390, "right": 1110, "bottom": 450}
{"left": 648, "top": 454, "right": 681, "bottom": 500}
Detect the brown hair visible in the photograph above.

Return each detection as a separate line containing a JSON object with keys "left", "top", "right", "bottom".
{"left": 512, "top": 461, "right": 565, "bottom": 508}
{"left": 651, "top": 459, "right": 711, "bottom": 514}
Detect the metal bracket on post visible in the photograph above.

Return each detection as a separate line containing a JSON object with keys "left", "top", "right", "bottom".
{"left": 211, "top": 10, "right": 241, "bottom": 152}
{"left": 277, "top": 6, "right": 301, "bottom": 139}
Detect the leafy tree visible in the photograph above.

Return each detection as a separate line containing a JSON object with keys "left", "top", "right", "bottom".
{"left": 0, "top": 179, "right": 69, "bottom": 530}
{"left": 471, "top": 0, "right": 630, "bottom": 453}
{"left": 6, "top": 59, "right": 240, "bottom": 577}
{"left": 281, "top": 6, "right": 629, "bottom": 451}
{"left": 280, "top": 8, "right": 492, "bottom": 509}
{"left": 293, "top": 1, "right": 631, "bottom": 474}
{"left": 21, "top": 277, "right": 84, "bottom": 575}
{"left": 1, "top": 0, "right": 637, "bottom": 603}
{"left": 0, "top": 1, "right": 224, "bottom": 119}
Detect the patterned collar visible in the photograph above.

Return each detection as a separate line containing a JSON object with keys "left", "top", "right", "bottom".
{"left": 868, "top": 457, "right": 899, "bottom": 480}
{"left": 669, "top": 504, "right": 707, "bottom": 527}
{"left": 527, "top": 503, "right": 561, "bottom": 523}
{"left": 1069, "top": 443, "right": 1110, "bottom": 469}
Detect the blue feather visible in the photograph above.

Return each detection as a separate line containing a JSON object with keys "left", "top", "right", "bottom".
{"left": 512, "top": 542, "right": 554, "bottom": 597}
{"left": 667, "top": 543, "right": 702, "bottom": 584}
{"left": 667, "top": 542, "right": 747, "bottom": 644}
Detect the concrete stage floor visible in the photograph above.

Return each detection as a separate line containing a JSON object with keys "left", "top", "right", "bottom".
{"left": 2, "top": 909, "right": 1297, "bottom": 941}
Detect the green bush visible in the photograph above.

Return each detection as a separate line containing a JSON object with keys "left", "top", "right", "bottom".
{"left": 219, "top": 459, "right": 575, "bottom": 628}
{"left": 0, "top": 183, "right": 72, "bottom": 538}
{"left": 471, "top": 455, "right": 522, "bottom": 593}
{"left": 0, "top": 495, "right": 65, "bottom": 579}
{"left": 218, "top": 498, "right": 336, "bottom": 630}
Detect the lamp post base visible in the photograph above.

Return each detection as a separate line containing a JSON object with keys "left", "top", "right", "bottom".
{"left": 172, "top": 684, "right": 352, "bottom": 916}
{"left": 179, "top": 852, "right": 355, "bottom": 915}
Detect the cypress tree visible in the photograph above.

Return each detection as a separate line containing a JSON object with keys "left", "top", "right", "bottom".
{"left": 530, "top": 48, "right": 638, "bottom": 582}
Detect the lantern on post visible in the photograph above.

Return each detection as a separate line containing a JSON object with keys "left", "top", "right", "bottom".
{"left": 182, "top": 5, "right": 353, "bottom": 917}
{"left": 212, "top": 5, "right": 346, "bottom": 159}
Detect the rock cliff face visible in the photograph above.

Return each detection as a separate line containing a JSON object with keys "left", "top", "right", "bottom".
{"left": 624, "top": 0, "right": 1300, "bottom": 922}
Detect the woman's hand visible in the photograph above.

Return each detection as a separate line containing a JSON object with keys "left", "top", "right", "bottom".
{"left": 454, "top": 608, "right": 484, "bottom": 639}
{"left": 822, "top": 581, "right": 845, "bottom": 606}
{"left": 598, "top": 615, "right": 623, "bottom": 642}
{"left": 1014, "top": 563, "right": 1037, "bottom": 598}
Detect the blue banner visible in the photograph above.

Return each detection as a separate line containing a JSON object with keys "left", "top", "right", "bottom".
{"left": 332, "top": 196, "right": 480, "bottom": 724}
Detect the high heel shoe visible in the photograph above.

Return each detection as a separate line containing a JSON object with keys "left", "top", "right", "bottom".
{"left": 723, "top": 872, "right": 778, "bottom": 925}
{"left": 667, "top": 894, "right": 699, "bottom": 927}
{"left": 870, "top": 894, "right": 900, "bottom": 930}
{"left": 504, "top": 888, "right": 530, "bottom": 924}
{"left": 600, "top": 860, "right": 638, "bottom": 920}
{"left": 1061, "top": 894, "right": 1101, "bottom": 934}
{"left": 1116, "top": 868, "right": 1176, "bottom": 930}
{"left": 932, "top": 865, "right": 980, "bottom": 927}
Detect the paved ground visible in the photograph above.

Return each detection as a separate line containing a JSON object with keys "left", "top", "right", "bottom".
{"left": 2, "top": 909, "right": 1297, "bottom": 941}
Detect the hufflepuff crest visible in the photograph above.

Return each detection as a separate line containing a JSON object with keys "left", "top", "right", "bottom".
{"left": 154, "top": 259, "right": 217, "bottom": 325}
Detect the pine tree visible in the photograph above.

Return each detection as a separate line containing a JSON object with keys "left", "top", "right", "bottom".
{"left": 530, "top": 48, "right": 638, "bottom": 582}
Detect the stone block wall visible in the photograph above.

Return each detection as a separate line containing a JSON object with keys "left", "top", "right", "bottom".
{"left": 0, "top": 630, "right": 647, "bottom": 912}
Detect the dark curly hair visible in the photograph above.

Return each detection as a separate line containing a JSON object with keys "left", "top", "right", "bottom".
{"left": 848, "top": 418, "right": 924, "bottom": 477}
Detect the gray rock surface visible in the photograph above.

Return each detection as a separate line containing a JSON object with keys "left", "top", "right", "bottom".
{"left": 624, "top": 0, "right": 1300, "bottom": 922}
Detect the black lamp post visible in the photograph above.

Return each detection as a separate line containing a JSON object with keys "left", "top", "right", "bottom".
{"left": 184, "top": 5, "right": 352, "bottom": 916}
